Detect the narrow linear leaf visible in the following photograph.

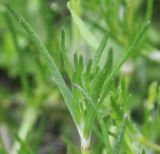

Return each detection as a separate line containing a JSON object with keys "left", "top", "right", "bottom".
{"left": 67, "top": 1, "right": 98, "bottom": 49}
{"left": 84, "top": 59, "right": 92, "bottom": 90}
{"left": 73, "top": 83, "right": 100, "bottom": 138}
{"left": 110, "top": 96, "right": 123, "bottom": 119}
{"left": 61, "top": 29, "right": 73, "bottom": 80}
{"left": 70, "top": 0, "right": 81, "bottom": 15}
{"left": 112, "top": 114, "right": 128, "bottom": 154}
{"left": 147, "top": 81, "right": 158, "bottom": 110}
{"left": 14, "top": 133, "right": 34, "bottom": 154}
{"left": 73, "top": 53, "right": 81, "bottom": 84}
{"left": 91, "top": 33, "right": 109, "bottom": 73}
{"left": 73, "top": 83, "right": 97, "bottom": 112}
{"left": 85, "top": 59, "right": 92, "bottom": 78}
{"left": 4, "top": 2, "right": 78, "bottom": 124}
{"left": 71, "top": 80, "right": 83, "bottom": 124}
{"left": 100, "top": 21, "right": 150, "bottom": 103}
{"left": 75, "top": 82, "right": 113, "bottom": 152}
{"left": 146, "top": 0, "right": 153, "bottom": 20}
{"left": 0, "top": 136, "right": 7, "bottom": 154}
{"left": 105, "top": 48, "right": 113, "bottom": 73}
{"left": 32, "top": 117, "right": 46, "bottom": 153}
{"left": 93, "top": 126, "right": 105, "bottom": 145}
{"left": 77, "top": 55, "right": 84, "bottom": 85}
{"left": 99, "top": 117, "right": 112, "bottom": 154}
{"left": 91, "top": 49, "right": 113, "bottom": 101}
{"left": 158, "top": 86, "right": 160, "bottom": 116}
{"left": 140, "top": 148, "right": 146, "bottom": 154}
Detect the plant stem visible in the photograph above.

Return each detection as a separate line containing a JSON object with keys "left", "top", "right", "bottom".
{"left": 71, "top": 0, "right": 81, "bottom": 15}
{"left": 136, "top": 134, "right": 160, "bottom": 152}
{"left": 81, "top": 150, "right": 90, "bottom": 154}
{"left": 128, "top": 121, "right": 160, "bottom": 152}
{"left": 79, "top": 132, "right": 90, "bottom": 154}
{"left": 81, "top": 142, "right": 90, "bottom": 154}
{"left": 78, "top": 125, "right": 91, "bottom": 154}
{"left": 10, "top": 106, "right": 38, "bottom": 154}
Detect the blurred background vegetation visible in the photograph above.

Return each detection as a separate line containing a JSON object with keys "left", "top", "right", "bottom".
{"left": 0, "top": 0, "right": 160, "bottom": 153}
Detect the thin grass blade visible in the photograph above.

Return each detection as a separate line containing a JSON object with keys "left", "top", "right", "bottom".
{"left": 141, "top": 148, "right": 146, "bottom": 154}
{"left": 61, "top": 29, "right": 73, "bottom": 80}
{"left": 91, "top": 33, "right": 109, "bottom": 73}
{"left": 146, "top": 0, "right": 153, "bottom": 20}
{"left": 67, "top": 1, "right": 98, "bottom": 49}
{"left": 99, "top": 117, "right": 112, "bottom": 154}
{"left": 4, "top": 2, "right": 78, "bottom": 124}
{"left": 91, "top": 49, "right": 113, "bottom": 101}
{"left": 14, "top": 133, "right": 34, "bottom": 154}
{"left": 112, "top": 114, "right": 128, "bottom": 154}
{"left": 73, "top": 83, "right": 101, "bottom": 138}
{"left": 0, "top": 136, "right": 7, "bottom": 154}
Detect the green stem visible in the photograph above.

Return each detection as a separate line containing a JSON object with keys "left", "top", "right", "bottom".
{"left": 79, "top": 132, "right": 90, "bottom": 154}
{"left": 71, "top": 0, "right": 81, "bottom": 15}
{"left": 81, "top": 150, "right": 90, "bottom": 154}
{"left": 146, "top": 0, "right": 153, "bottom": 20}
{"left": 128, "top": 121, "right": 160, "bottom": 152}
{"left": 135, "top": 134, "right": 160, "bottom": 152}
{"left": 10, "top": 107, "right": 38, "bottom": 154}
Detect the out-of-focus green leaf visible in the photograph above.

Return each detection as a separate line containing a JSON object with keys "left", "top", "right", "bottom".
{"left": 67, "top": 1, "right": 98, "bottom": 49}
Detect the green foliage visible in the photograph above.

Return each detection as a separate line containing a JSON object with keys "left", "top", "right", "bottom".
{"left": 0, "top": 0, "right": 160, "bottom": 154}
{"left": 68, "top": 1, "right": 98, "bottom": 49}
{"left": 112, "top": 114, "right": 128, "bottom": 154}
